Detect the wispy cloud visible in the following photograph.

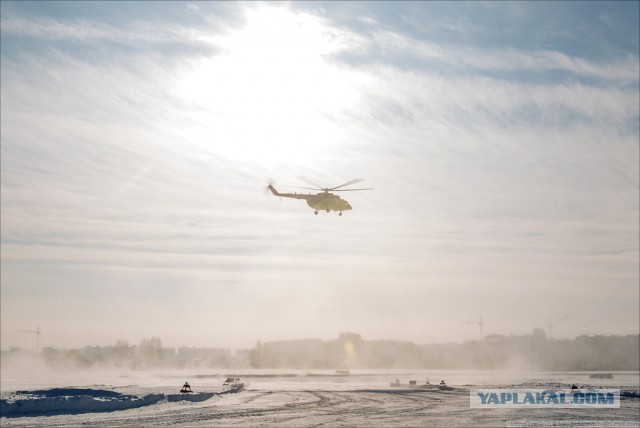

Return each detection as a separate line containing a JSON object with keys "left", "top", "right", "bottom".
{"left": 356, "top": 29, "right": 640, "bottom": 85}
{"left": 1, "top": 2, "right": 637, "bottom": 349}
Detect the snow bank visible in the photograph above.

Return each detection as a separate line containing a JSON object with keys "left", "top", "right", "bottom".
{"left": 0, "top": 389, "right": 163, "bottom": 417}
{"left": 166, "top": 392, "right": 215, "bottom": 402}
{"left": 222, "top": 383, "right": 245, "bottom": 394}
{"left": 0, "top": 385, "right": 238, "bottom": 417}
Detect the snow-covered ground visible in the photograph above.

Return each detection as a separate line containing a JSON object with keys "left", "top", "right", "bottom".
{"left": 1, "top": 370, "right": 638, "bottom": 427}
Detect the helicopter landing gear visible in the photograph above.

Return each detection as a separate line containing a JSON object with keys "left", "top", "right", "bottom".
{"left": 314, "top": 210, "right": 318, "bottom": 215}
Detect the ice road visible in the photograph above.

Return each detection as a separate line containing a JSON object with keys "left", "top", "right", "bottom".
{"left": 1, "top": 371, "right": 639, "bottom": 427}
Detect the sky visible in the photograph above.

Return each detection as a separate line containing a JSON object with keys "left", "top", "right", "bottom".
{"left": 1, "top": 1, "right": 638, "bottom": 352}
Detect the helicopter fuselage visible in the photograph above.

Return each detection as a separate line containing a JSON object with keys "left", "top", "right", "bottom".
{"left": 268, "top": 185, "right": 352, "bottom": 214}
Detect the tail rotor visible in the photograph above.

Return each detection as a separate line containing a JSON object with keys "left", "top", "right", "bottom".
{"left": 265, "top": 178, "right": 275, "bottom": 195}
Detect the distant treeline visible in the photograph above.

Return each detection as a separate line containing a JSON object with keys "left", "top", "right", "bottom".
{"left": 249, "top": 332, "right": 639, "bottom": 371}
{"left": 3, "top": 338, "right": 238, "bottom": 370}
{"left": 2, "top": 332, "right": 638, "bottom": 371}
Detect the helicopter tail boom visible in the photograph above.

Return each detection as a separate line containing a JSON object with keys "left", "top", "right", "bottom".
{"left": 268, "top": 184, "right": 312, "bottom": 200}
{"left": 267, "top": 184, "right": 281, "bottom": 197}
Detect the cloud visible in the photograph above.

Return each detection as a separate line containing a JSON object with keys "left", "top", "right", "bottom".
{"left": 351, "top": 29, "right": 640, "bottom": 85}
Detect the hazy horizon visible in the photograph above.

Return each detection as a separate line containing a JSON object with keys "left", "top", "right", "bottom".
{"left": 4, "top": 331, "right": 640, "bottom": 355}
{"left": 1, "top": 2, "right": 638, "bottom": 353}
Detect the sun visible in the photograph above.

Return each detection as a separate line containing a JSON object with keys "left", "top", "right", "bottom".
{"left": 177, "top": 5, "right": 359, "bottom": 167}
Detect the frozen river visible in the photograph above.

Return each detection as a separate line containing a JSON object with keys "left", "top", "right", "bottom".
{"left": 1, "top": 370, "right": 639, "bottom": 427}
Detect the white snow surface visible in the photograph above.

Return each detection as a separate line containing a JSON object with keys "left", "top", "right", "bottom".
{"left": 1, "top": 370, "right": 638, "bottom": 427}
{"left": 0, "top": 385, "right": 240, "bottom": 417}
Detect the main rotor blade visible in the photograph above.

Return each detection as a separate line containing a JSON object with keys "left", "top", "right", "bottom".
{"left": 331, "top": 187, "right": 374, "bottom": 192}
{"left": 298, "top": 176, "right": 324, "bottom": 189}
{"left": 291, "top": 186, "right": 321, "bottom": 191}
{"left": 330, "top": 178, "right": 364, "bottom": 190}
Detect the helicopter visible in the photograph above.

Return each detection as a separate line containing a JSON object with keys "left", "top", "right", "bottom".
{"left": 268, "top": 178, "right": 372, "bottom": 215}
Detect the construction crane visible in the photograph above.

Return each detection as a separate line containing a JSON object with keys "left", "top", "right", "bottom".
{"left": 465, "top": 316, "right": 485, "bottom": 342}
{"left": 19, "top": 325, "right": 41, "bottom": 352}
{"left": 547, "top": 315, "right": 569, "bottom": 339}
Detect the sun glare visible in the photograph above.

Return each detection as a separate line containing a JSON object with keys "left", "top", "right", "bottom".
{"left": 177, "top": 6, "right": 358, "bottom": 166}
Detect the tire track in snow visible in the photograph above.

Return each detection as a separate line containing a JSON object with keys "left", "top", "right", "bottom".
{"left": 7, "top": 387, "right": 638, "bottom": 427}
